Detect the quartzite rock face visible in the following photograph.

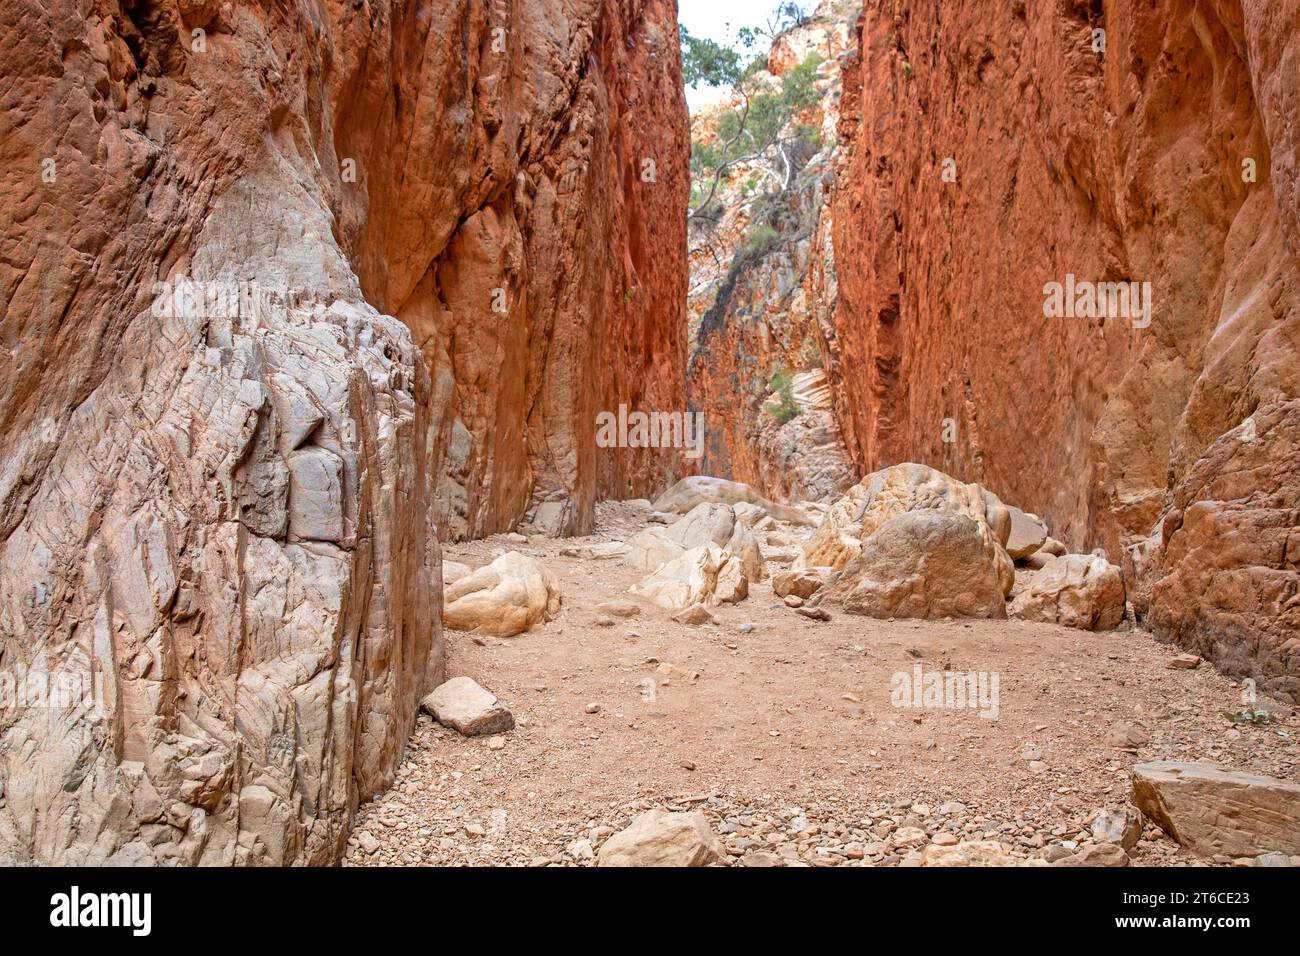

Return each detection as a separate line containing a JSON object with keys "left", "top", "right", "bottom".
{"left": 0, "top": 0, "right": 687, "bottom": 864}
{"left": 830, "top": 0, "right": 1300, "bottom": 699}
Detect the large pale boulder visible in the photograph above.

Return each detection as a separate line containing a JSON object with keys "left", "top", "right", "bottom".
{"left": 596, "top": 810, "right": 723, "bottom": 867}
{"left": 652, "top": 476, "right": 814, "bottom": 526}
{"left": 1005, "top": 506, "right": 1048, "bottom": 560}
{"left": 442, "top": 561, "right": 473, "bottom": 586}
{"left": 630, "top": 546, "right": 724, "bottom": 611}
{"left": 1009, "top": 554, "right": 1126, "bottom": 630}
{"left": 625, "top": 502, "right": 765, "bottom": 581}
{"left": 713, "top": 555, "right": 750, "bottom": 603}
{"left": 803, "top": 464, "right": 1014, "bottom": 596}
{"left": 1131, "top": 762, "right": 1300, "bottom": 858}
{"left": 834, "top": 512, "right": 1009, "bottom": 619}
{"left": 421, "top": 677, "right": 514, "bottom": 737}
{"left": 443, "top": 552, "right": 562, "bottom": 637}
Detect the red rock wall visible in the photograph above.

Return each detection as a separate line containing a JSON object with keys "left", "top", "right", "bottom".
{"left": 831, "top": 0, "right": 1300, "bottom": 699}
{"left": 0, "top": 0, "right": 687, "bottom": 864}
{"left": 337, "top": 0, "right": 690, "bottom": 538}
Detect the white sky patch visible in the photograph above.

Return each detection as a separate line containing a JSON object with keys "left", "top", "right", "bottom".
{"left": 679, "top": 0, "right": 781, "bottom": 113}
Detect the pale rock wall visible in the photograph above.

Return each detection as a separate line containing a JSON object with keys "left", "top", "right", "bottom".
{"left": 0, "top": 0, "right": 687, "bottom": 864}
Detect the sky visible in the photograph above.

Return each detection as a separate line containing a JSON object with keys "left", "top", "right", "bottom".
{"left": 679, "top": 0, "right": 784, "bottom": 112}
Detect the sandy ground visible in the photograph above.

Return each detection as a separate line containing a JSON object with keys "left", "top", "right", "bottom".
{"left": 344, "top": 501, "right": 1298, "bottom": 867}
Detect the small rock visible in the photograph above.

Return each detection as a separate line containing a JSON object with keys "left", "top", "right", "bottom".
{"left": 1168, "top": 653, "right": 1202, "bottom": 669}
{"left": 1052, "top": 843, "right": 1130, "bottom": 867}
{"left": 596, "top": 600, "right": 642, "bottom": 618}
{"left": 421, "top": 676, "right": 515, "bottom": 737}
{"left": 1090, "top": 808, "right": 1141, "bottom": 850}
{"left": 794, "top": 606, "right": 830, "bottom": 622}
{"left": 596, "top": 810, "right": 723, "bottom": 867}
{"left": 672, "top": 603, "right": 719, "bottom": 626}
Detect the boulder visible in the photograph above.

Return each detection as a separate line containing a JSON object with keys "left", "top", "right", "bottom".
{"left": 803, "top": 464, "right": 1014, "bottom": 596}
{"left": 714, "top": 554, "right": 749, "bottom": 603}
{"left": 980, "top": 490, "right": 1013, "bottom": 548}
{"left": 442, "top": 560, "right": 473, "bottom": 586}
{"left": 835, "top": 511, "right": 1008, "bottom": 620}
{"left": 595, "top": 810, "right": 723, "bottom": 867}
{"left": 772, "top": 567, "right": 834, "bottom": 600}
{"left": 1051, "top": 843, "right": 1130, "bottom": 867}
{"left": 732, "top": 502, "right": 766, "bottom": 527}
{"left": 631, "top": 545, "right": 723, "bottom": 611}
{"left": 651, "top": 476, "right": 814, "bottom": 526}
{"left": 1130, "top": 762, "right": 1300, "bottom": 858}
{"left": 420, "top": 677, "right": 514, "bottom": 736}
{"left": 1040, "top": 536, "right": 1067, "bottom": 557}
{"left": 1009, "top": 554, "right": 1126, "bottom": 630}
{"left": 920, "top": 841, "right": 1049, "bottom": 867}
{"left": 1005, "top": 506, "right": 1048, "bottom": 560}
{"left": 625, "top": 502, "right": 765, "bottom": 582}
{"left": 1022, "top": 550, "right": 1053, "bottom": 571}
{"left": 443, "top": 551, "right": 562, "bottom": 637}
{"left": 559, "top": 541, "right": 631, "bottom": 560}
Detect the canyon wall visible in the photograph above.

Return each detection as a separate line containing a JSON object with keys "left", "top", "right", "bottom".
{"left": 686, "top": 1, "right": 858, "bottom": 502}
{"left": 0, "top": 0, "right": 686, "bottom": 864}
{"left": 831, "top": 0, "right": 1300, "bottom": 700}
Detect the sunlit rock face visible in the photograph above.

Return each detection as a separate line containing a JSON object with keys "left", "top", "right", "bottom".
{"left": 0, "top": 0, "right": 687, "bottom": 864}
{"left": 685, "top": 0, "right": 858, "bottom": 504}
{"left": 829, "top": 0, "right": 1300, "bottom": 701}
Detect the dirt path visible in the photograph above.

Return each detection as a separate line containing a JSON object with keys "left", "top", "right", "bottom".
{"left": 344, "top": 502, "right": 1297, "bottom": 867}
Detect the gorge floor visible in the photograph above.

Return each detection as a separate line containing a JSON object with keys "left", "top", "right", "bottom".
{"left": 344, "top": 502, "right": 1297, "bottom": 867}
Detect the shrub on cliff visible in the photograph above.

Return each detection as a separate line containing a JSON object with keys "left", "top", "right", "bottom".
{"left": 764, "top": 367, "right": 799, "bottom": 425}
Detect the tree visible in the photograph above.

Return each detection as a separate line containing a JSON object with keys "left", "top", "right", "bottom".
{"left": 686, "top": 49, "right": 824, "bottom": 221}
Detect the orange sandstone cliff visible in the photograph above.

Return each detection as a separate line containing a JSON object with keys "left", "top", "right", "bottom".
{"left": 830, "top": 0, "right": 1300, "bottom": 700}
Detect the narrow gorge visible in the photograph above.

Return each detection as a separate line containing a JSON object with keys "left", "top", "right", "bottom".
{"left": 0, "top": 0, "right": 1296, "bottom": 870}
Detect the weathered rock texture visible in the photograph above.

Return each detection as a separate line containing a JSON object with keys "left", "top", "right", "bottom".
{"left": 0, "top": 0, "right": 687, "bottom": 865}
{"left": 1131, "top": 761, "right": 1300, "bottom": 858}
{"left": 830, "top": 0, "right": 1300, "bottom": 699}
{"left": 1010, "top": 554, "right": 1128, "bottom": 632}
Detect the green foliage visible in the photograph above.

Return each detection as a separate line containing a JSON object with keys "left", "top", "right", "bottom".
{"left": 686, "top": 51, "right": 827, "bottom": 219}
{"left": 780, "top": 51, "right": 823, "bottom": 113}
{"left": 764, "top": 366, "right": 799, "bottom": 424}
{"left": 743, "top": 223, "right": 778, "bottom": 256}
{"left": 680, "top": 27, "right": 743, "bottom": 88}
